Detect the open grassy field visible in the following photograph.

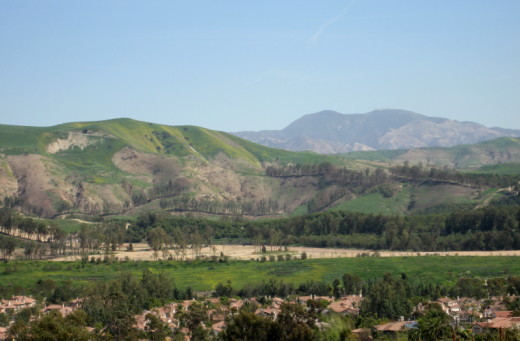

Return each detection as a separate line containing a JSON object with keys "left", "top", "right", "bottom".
{"left": 472, "top": 163, "right": 520, "bottom": 175}
{"left": 332, "top": 188, "right": 410, "bottom": 215}
{"left": 1, "top": 256, "right": 518, "bottom": 293}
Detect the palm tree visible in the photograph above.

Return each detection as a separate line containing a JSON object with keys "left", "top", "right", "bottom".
{"left": 409, "top": 305, "right": 452, "bottom": 341}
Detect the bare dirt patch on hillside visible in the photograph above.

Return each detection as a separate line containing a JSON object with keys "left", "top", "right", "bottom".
{"left": 46, "top": 131, "right": 106, "bottom": 154}
{"left": 0, "top": 156, "right": 18, "bottom": 199}
{"left": 51, "top": 243, "right": 520, "bottom": 262}
{"left": 112, "top": 147, "right": 181, "bottom": 183}
{"left": 7, "top": 154, "right": 62, "bottom": 216}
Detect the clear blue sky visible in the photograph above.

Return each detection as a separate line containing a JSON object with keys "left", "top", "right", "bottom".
{"left": 1, "top": 1, "right": 519, "bottom": 131}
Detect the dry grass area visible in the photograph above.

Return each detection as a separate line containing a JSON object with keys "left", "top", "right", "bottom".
{"left": 51, "top": 243, "right": 520, "bottom": 262}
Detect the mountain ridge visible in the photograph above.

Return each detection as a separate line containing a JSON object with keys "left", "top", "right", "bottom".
{"left": 232, "top": 109, "right": 520, "bottom": 154}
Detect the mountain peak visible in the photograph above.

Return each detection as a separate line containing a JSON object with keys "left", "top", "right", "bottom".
{"left": 232, "top": 109, "right": 520, "bottom": 154}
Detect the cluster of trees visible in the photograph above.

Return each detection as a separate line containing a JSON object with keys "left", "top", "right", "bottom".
{"left": 0, "top": 235, "right": 17, "bottom": 259}
{"left": 8, "top": 310, "right": 93, "bottom": 340}
{"left": 265, "top": 162, "right": 335, "bottom": 177}
{"left": 123, "top": 204, "right": 520, "bottom": 254}
{"left": 266, "top": 162, "right": 388, "bottom": 190}
{"left": 222, "top": 302, "right": 337, "bottom": 341}
{"left": 267, "top": 161, "right": 520, "bottom": 192}
{"left": 0, "top": 208, "right": 53, "bottom": 242}
{"left": 0, "top": 234, "right": 61, "bottom": 261}
{"left": 144, "top": 226, "right": 209, "bottom": 259}
{"left": 159, "top": 196, "right": 280, "bottom": 216}
{"left": 129, "top": 178, "right": 190, "bottom": 207}
{"left": 241, "top": 205, "right": 520, "bottom": 251}
{"left": 77, "top": 222, "right": 126, "bottom": 253}
{"left": 0, "top": 208, "right": 132, "bottom": 260}
{"left": 81, "top": 270, "right": 176, "bottom": 338}
{"left": 445, "top": 206, "right": 520, "bottom": 234}
{"left": 389, "top": 162, "right": 520, "bottom": 189}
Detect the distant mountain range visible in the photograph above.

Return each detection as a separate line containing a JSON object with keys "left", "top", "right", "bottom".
{"left": 232, "top": 109, "right": 520, "bottom": 154}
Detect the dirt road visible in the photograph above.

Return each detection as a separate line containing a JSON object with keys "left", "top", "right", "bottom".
{"left": 51, "top": 243, "right": 520, "bottom": 261}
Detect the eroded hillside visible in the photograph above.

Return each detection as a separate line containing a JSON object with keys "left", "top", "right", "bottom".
{"left": 0, "top": 119, "right": 517, "bottom": 218}
{"left": 0, "top": 119, "right": 345, "bottom": 217}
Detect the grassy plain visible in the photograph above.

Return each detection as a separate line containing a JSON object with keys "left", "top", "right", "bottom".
{"left": 1, "top": 256, "right": 518, "bottom": 293}
{"left": 332, "top": 189, "right": 410, "bottom": 215}
{"left": 473, "top": 163, "right": 520, "bottom": 175}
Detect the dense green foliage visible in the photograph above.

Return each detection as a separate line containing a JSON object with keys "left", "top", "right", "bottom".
{"left": 1, "top": 256, "right": 519, "bottom": 298}
{"left": 125, "top": 203, "right": 520, "bottom": 252}
{"left": 9, "top": 310, "right": 93, "bottom": 341}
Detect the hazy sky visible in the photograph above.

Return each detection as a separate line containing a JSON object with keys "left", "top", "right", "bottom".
{"left": 1, "top": 1, "right": 519, "bottom": 131}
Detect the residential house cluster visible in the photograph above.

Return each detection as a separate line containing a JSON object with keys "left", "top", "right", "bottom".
{"left": 434, "top": 295, "right": 520, "bottom": 335}
{"left": 473, "top": 314, "right": 520, "bottom": 335}
{"left": 355, "top": 296, "right": 519, "bottom": 340}
{"left": 132, "top": 294, "right": 365, "bottom": 338}
{"left": 0, "top": 295, "right": 37, "bottom": 338}
{"left": 0, "top": 295, "right": 37, "bottom": 314}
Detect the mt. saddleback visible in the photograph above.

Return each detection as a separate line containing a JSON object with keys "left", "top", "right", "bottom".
{"left": 232, "top": 109, "right": 520, "bottom": 154}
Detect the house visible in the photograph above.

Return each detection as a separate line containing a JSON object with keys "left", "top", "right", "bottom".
{"left": 229, "top": 299, "right": 243, "bottom": 310}
{"left": 472, "top": 317, "right": 520, "bottom": 335}
{"left": 437, "top": 297, "right": 460, "bottom": 315}
{"left": 494, "top": 311, "right": 513, "bottom": 318}
{"left": 326, "top": 295, "right": 363, "bottom": 316}
{"left": 255, "top": 307, "right": 281, "bottom": 319}
{"left": 10, "top": 296, "right": 37, "bottom": 306}
{"left": 328, "top": 300, "right": 359, "bottom": 316}
{"left": 41, "top": 304, "right": 74, "bottom": 316}
{"left": 211, "top": 321, "right": 226, "bottom": 335}
{"left": 70, "top": 297, "right": 84, "bottom": 308}
{"left": 373, "top": 321, "right": 417, "bottom": 334}
{"left": 272, "top": 297, "right": 285, "bottom": 308}
{"left": 352, "top": 328, "right": 372, "bottom": 341}
{"left": 0, "top": 296, "right": 37, "bottom": 312}
{"left": 134, "top": 313, "right": 148, "bottom": 331}
{"left": 297, "top": 296, "right": 333, "bottom": 305}
{"left": 0, "top": 327, "right": 7, "bottom": 341}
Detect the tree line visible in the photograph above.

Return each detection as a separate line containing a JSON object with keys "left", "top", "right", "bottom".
{"left": 125, "top": 204, "right": 520, "bottom": 253}
{"left": 2, "top": 203, "right": 520, "bottom": 261}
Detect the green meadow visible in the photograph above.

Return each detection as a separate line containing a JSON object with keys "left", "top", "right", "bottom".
{"left": 1, "top": 256, "right": 518, "bottom": 294}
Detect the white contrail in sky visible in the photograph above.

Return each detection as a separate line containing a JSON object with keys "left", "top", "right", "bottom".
{"left": 307, "top": 0, "right": 357, "bottom": 48}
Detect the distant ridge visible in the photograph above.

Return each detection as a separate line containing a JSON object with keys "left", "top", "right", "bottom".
{"left": 232, "top": 109, "right": 520, "bottom": 154}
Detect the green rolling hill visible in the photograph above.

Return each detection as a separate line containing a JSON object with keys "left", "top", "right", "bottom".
{"left": 0, "top": 119, "right": 518, "bottom": 219}
{"left": 0, "top": 119, "right": 349, "bottom": 218}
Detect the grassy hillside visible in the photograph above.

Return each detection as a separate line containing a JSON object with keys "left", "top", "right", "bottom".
{"left": 0, "top": 119, "right": 353, "bottom": 218}
{"left": 0, "top": 119, "right": 518, "bottom": 219}
{"left": 0, "top": 118, "right": 338, "bottom": 165}
{"left": 346, "top": 137, "right": 520, "bottom": 169}
{"left": 472, "top": 163, "right": 520, "bottom": 175}
{"left": 330, "top": 182, "right": 488, "bottom": 216}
